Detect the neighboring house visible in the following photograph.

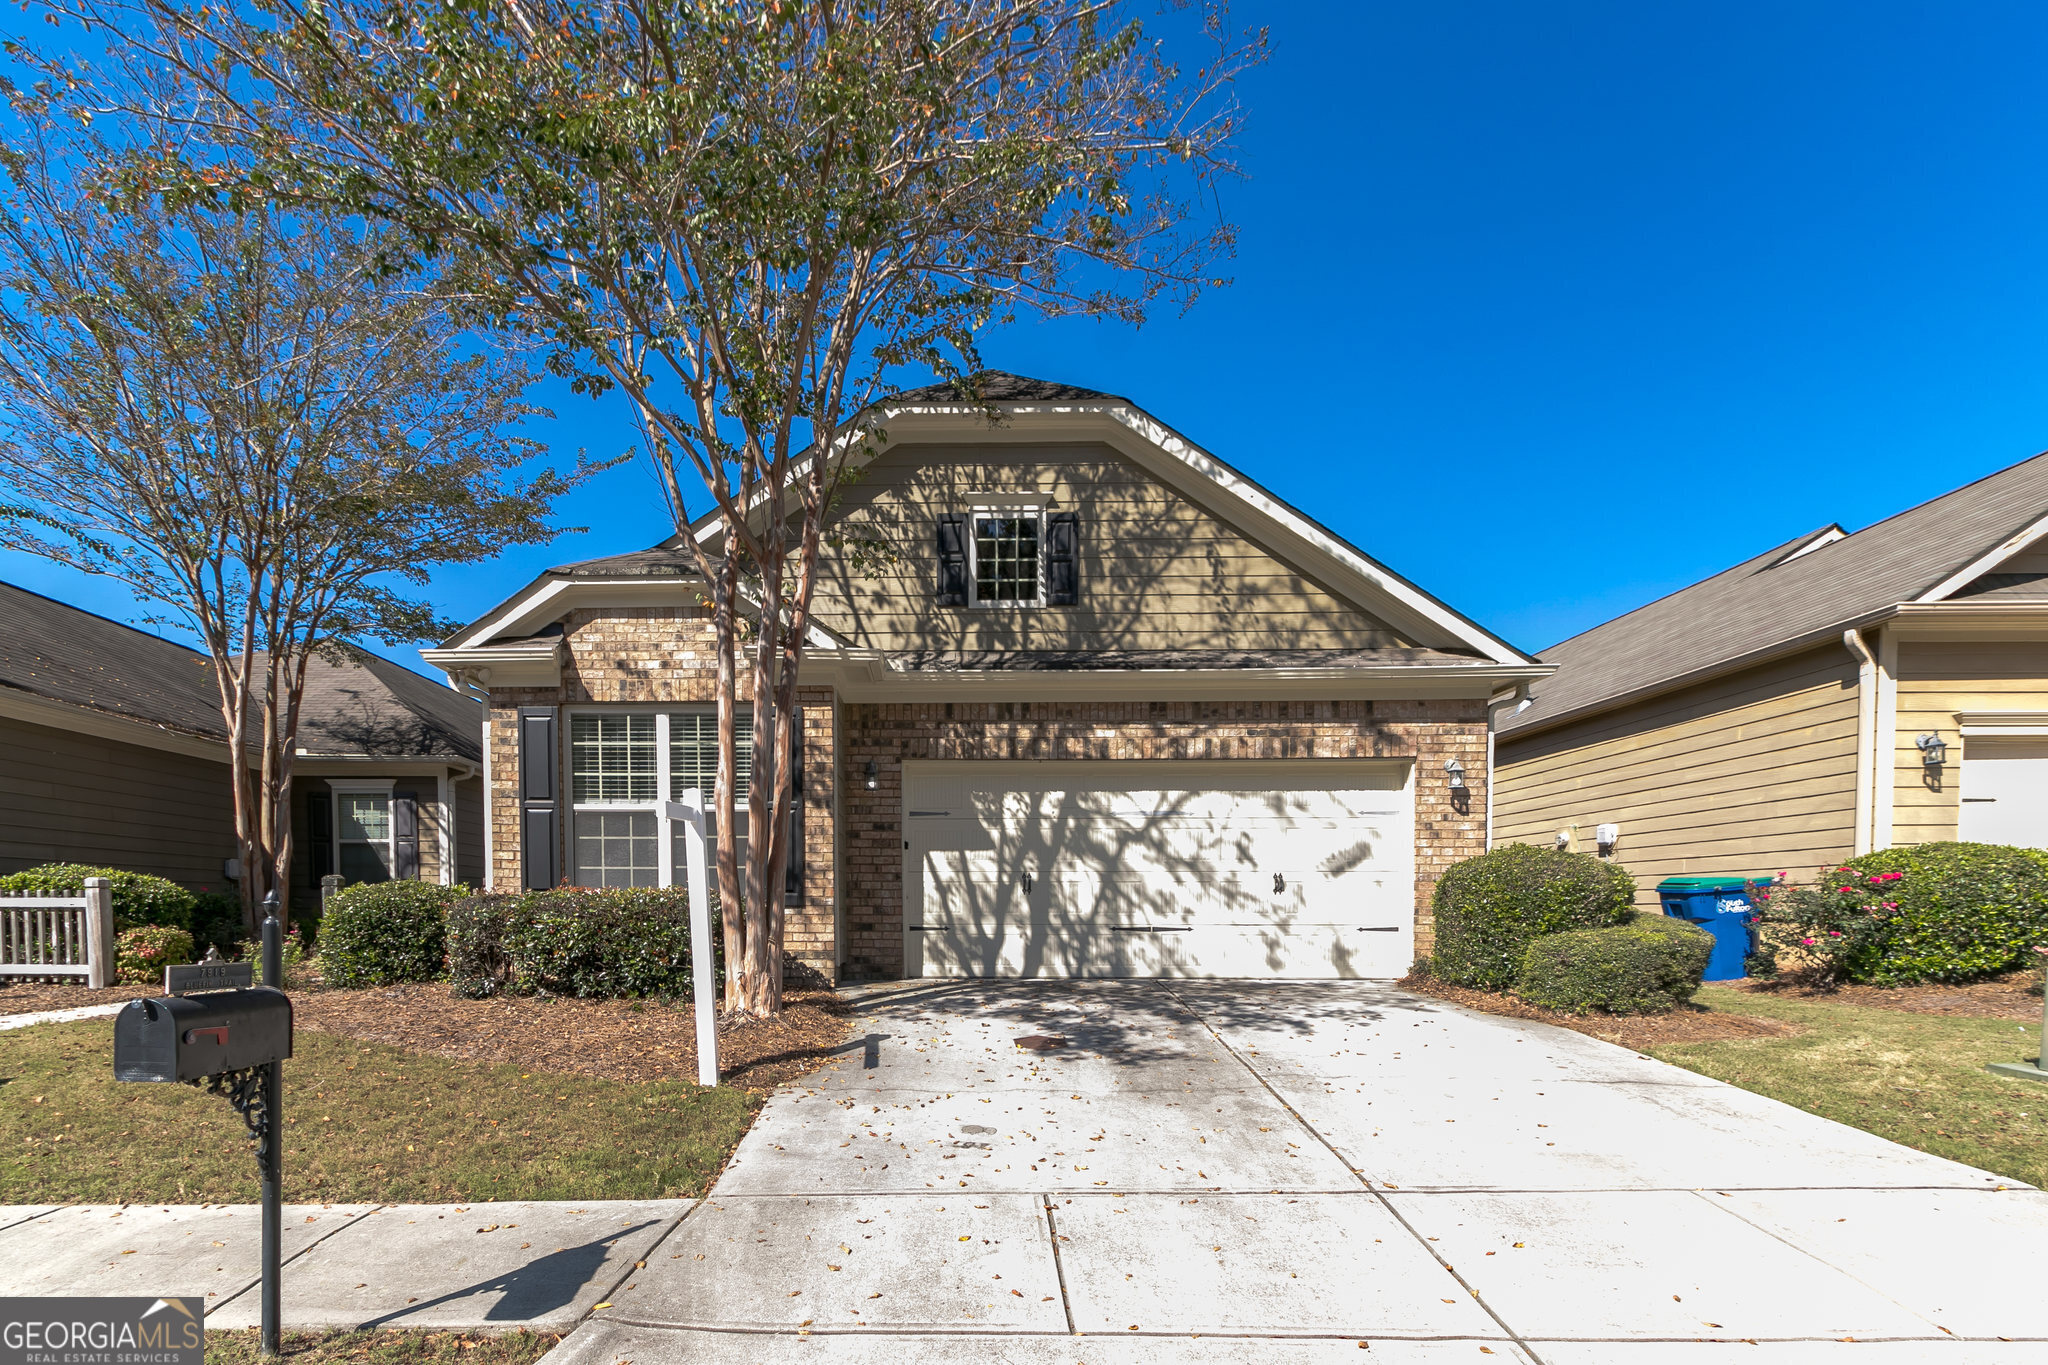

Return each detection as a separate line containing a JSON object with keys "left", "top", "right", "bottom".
{"left": 0, "top": 581, "right": 484, "bottom": 904}
{"left": 1493, "top": 452, "right": 2048, "bottom": 896}
{"left": 423, "top": 374, "right": 1547, "bottom": 982}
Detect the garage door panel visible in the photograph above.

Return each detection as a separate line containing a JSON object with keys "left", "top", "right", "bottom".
{"left": 909, "top": 761, "right": 1413, "bottom": 980}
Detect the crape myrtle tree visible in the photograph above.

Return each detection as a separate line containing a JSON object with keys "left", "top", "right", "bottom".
{"left": 0, "top": 88, "right": 583, "bottom": 931}
{"left": 56, "top": 0, "right": 1265, "bottom": 1014}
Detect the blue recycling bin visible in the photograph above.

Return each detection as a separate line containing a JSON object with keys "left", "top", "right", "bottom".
{"left": 1656, "top": 876, "right": 1759, "bottom": 981}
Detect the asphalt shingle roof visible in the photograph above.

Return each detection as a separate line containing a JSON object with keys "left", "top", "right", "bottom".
{"left": 0, "top": 581, "right": 478, "bottom": 761}
{"left": 1500, "top": 451, "right": 2048, "bottom": 737}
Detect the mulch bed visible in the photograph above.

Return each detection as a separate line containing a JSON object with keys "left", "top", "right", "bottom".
{"left": 1732, "top": 968, "right": 2045, "bottom": 1021}
{"left": 0, "top": 981, "right": 160, "bottom": 1014}
{"left": 1396, "top": 972, "right": 1801, "bottom": 1050}
{"left": 292, "top": 983, "right": 852, "bottom": 1093}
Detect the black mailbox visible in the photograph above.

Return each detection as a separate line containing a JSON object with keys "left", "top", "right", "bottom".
{"left": 113, "top": 989, "right": 294, "bottom": 1083}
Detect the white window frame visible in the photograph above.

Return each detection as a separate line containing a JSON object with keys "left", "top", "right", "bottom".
{"left": 326, "top": 778, "right": 398, "bottom": 884}
{"left": 565, "top": 706, "right": 745, "bottom": 888}
{"left": 964, "top": 494, "right": 1048, "bottom": 609}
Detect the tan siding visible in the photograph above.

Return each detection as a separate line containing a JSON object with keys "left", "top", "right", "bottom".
{"left": 1495, "top": 644, "right": 1860, "bottom": 898}
{"left": 812, "top": 443, "right": 1411, "bottom": 651}
{"left": 1890, "top": 639, "right": 2048, "bottom": 846}
{"left": 0, "top": 712, "right": 238, "bottom": 888}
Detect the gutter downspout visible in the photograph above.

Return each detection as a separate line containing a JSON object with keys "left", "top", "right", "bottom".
{"left": 1843, "top": 630, "right": 1877, "bottom": 856}
{"left": 1484, "top": 682, "right": 1532, "bottom": 850}
{"left": 454, "top": 668, "right": 494, "bottom": 890}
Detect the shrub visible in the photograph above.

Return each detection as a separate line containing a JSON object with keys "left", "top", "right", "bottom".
{"left": 0, "top": 864, "right": 195, "bottom": 933}
{"left": 1760, "top": 843, "right": 2048, "bottom": 985}
{"left": 1514, "top": 912, "right": 1714, "bottom": 1015}
{"left": 1430, "top": 845, "right": 1637, "bottom": 989}
{"left": 115, "top": 925, "right": 195, "bottom": 985}
{"left": 318, "top": 881, "right": 466, "bottom": 988}
{"left": 449, "top": 887, "right": 721, "bottom": 1001}
{"left": 189, "top": 891, "right": 246, "bottom": 955}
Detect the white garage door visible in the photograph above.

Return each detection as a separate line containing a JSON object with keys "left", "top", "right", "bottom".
{"left": 905, "top": 760, "right": 1413, "bottom": 979}
{"left": 1959, "top": 739, "right": 2048, "bottom": 847}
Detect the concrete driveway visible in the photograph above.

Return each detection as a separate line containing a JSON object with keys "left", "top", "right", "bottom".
{"left": 551, "top": 980, "right": 2048, "bottom": 1364}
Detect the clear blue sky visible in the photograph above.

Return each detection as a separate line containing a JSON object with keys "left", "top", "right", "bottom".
{"left": 9, "top": 1, "right": 2048, "bottom": 668}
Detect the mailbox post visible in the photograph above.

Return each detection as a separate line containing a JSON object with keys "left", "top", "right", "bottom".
{"left": 112, "top": 891, "right": 291, "bottom": 1357}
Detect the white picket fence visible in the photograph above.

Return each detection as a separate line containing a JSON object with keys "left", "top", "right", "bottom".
{"left": 0, "top": 877, "right": 115, "bottom": 988}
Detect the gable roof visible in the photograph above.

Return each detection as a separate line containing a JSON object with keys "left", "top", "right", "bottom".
{"left": 446, "top": 371, "right": 1540, "bottom": 672}
{"left": 0, "top": 580, "right": 479, "bottom": 763}
{"left": 1498, "top": 450, "right": 2048, "bottom": 738}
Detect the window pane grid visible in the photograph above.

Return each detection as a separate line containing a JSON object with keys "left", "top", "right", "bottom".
{"left": 571, "top": 713, "right": 657, "bottom": 803}
{"left": 573, "top": 810, "right": 658, "bottom": 887}
{"left": 669, "top": 712, "right": 752, "bottom": 804}
{"left": 974, "top": 514, "right": 1039, "bottom": 603}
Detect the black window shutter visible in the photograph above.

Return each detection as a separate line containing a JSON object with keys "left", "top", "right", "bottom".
{"left": 935, "top": 514, "right": 969, "bottom": 606}
{"left": 392, "top": 790, "right": 420, "bottom": 880}
{"left": 518, "top": 708, "right": 560, "bottom": 889}
{"left": 1046, "top": 512, "right": 1080, "bottom": 605}
{"left": 307, "top": 791, "right": 333, "bottom": 881}
{"left": 784, "top": 708, "right": 806, "bottom": 903}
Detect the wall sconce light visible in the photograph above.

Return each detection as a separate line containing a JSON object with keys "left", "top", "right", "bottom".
{"left": 1443, "top": 758, "right": 1466, "bottom": 790}
{"left": 1916, "top": 733, "right": 1948, "bottom": 769}
{"left": 864, "top": 759, "right": 879, "bottom": 791}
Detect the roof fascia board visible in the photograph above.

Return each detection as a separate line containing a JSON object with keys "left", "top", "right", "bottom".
{"left": 817, "top": 653, "right": 1549, "bottom": 703}
{"left": 0, "top": 682, "right": 228, "bottom": 763}
{"left": 1915, "top": 509, "right": 2048, "bottom": 603}
{"left": 291, "top": 757, "right": 479, "bottom": 778}
{"left": 1772, "top": 526, "right": 1847, "bottom": 566}
{"left": 1497, "top": 608, "right": 1905, "bottom": 744}
{"left": 421, "top": 640, "right": 565, "bottom": 689}
{"left": 1889, "top": 602, "right": 2048, "bottom": 639}
{"left": 707, "top": 401, "right": 1530, "bottom": 663}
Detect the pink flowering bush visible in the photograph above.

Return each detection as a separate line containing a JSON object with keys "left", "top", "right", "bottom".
{"left": 1759, "top": 842, "right": 2048, "bottom": 985}
{"left": 114, "top": 925, "right": 195, "bottom": 985}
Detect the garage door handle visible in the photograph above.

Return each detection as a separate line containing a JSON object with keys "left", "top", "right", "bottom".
{"left": 1273, "top": 873, "right": 1285, "bottom": 893}
{"left": 1109, "top": 926, "right": 1193, "bottom": 932}
{"left": 1357, "top": 926, "right": 1399, "bottom": 932}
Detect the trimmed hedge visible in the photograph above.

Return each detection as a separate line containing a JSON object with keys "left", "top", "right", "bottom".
{"left": 1515, "top": 912, "right": 1714, "bottom": 1015}
{"left": 449, "top": 887, "right": 720, "bottom": 1001}
{"left": 1761, "top": 842, "right": 2048, "bottom": 985}
{"left": 0, "top": 864, "right": 195, "bottom": 933}
{"left": 115, "top": 925, "right": 194, "bottom": 986}
{"left": 1430, "top": 845, "right": 1638, "bottom": 989}
{"left": 318, "top": 881, "right": 467, "bottom": 987}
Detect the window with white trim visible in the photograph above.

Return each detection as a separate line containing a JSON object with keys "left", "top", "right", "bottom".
{"left": 327, "top": 779, "right": 399, "bottom": 884}
{"left": 971, "top": 508, "right": 1043, "bottom": 605}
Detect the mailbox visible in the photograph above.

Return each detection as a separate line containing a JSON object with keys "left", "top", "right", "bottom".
{"left": 113, "top": 988, "right": 293, "bottom": 1083}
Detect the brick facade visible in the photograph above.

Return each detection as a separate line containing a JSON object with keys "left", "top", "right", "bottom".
{"left": 484, "top": 605, "right": 840, "bottom": 980}
{"left": 479, "top": 607, "right": 1492, "bottom": 983}
{"left": 837, "top": 697, "right": 1488, "bottom": 979}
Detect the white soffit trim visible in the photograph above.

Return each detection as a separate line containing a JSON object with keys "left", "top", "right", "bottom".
{"left": 1956, "top": 710, "right": 2048, "bottom": 736}
{"left": 1916, "top": 508, "right": 2048, "bottom": 603}
{"left": 678, "top": 401, "right": 1535, "bottom": 665}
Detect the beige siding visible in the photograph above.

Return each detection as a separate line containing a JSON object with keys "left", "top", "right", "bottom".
{"left": 1495, "top": 644, "right": 1860, "bottom": 898}
{"left": 1890, "top": 640, "right": 2048, "bottom": 846}
{"left": 812, "top": 442, "right": 1411, "bottom": 651}
{"left": 0, "top": 712, "right": 238, "bottom": 888}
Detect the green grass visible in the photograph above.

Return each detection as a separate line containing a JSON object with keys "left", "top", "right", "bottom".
{"left": 207, "top": 1328, "right": 559, "bottom": 1364}
{"left": 0, "top": 1022, "right": 757, "bottom": 1204}
{"left": 1649, "top": 985, "right": 2048, "bottom": 1188}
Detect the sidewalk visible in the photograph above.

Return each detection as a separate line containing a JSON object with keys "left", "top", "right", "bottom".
{"left": 0, "top": 1200, "right": 687, "bottom": 1331}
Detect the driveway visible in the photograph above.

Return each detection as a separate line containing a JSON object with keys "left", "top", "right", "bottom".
{"left": 550, "top": 981, "right": 2048, "bottom": 1363}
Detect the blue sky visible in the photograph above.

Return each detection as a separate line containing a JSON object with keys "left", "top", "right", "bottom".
{"left": 8, "top": 1, "right": 2048, "bottom": 667}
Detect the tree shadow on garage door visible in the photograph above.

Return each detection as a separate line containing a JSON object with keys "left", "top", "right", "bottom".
{"left": 839, "top": 977, "right": 1446, "bottom": 1069}
{"left": 913, "top": 777, "right": 1416, "bottom": 983}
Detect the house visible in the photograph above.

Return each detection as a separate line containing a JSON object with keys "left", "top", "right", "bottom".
{"left": 422, "top": 374, "right": 1548, "bottom": 981}
{"left": 0, "top": 580, "right": 485, "bottom": 905}
{"left": 1492, "top": 451, "right": 2048, "bottom": 895}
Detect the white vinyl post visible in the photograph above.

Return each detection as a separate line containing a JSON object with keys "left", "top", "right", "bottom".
{"left": 83, "top": 876, "right": 114, "bottom": 989}
{"left": 669, "top": 788, "right": 719, "bottom": 1087}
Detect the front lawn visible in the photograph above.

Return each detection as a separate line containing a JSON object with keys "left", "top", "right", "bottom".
{"left": 1649, "top": 984, "right": 2048, "bottom": 1188}
{"left": 0, "top": 1022, "right": 757, "bottom": 1204}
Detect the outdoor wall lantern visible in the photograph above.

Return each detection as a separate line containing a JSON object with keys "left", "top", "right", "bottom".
{"left": 864, "top": 759, "right": 879, "bottom": 791}
{"left": 1916, "top": 733, "right": 1948, "bottom": 770}
{"left": 1444, "top": 758, "right": 1466, "bottom": 789}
